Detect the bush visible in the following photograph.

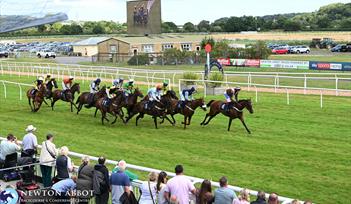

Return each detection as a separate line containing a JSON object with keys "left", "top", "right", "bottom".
{"left": 182, "top": 72, "right": 199, "bottom": 85}
{"left": 127, "top": 54, "right": 149, "bottom": 65}
{"left": 208, "top": 72, "right": 224, "bottom": 87}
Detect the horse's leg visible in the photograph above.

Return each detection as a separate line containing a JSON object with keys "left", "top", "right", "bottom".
{"left": 32, "top": 100, "right": 36, "bottom": 112}
{"left": 35, "top": 102, "right": 43, "bottom": 112}
{"left": 171, "top": 114, "right": 176, "bottom": 124}
{"left": 203, "top": 113, "right": 219, "bottom": 126}
{"left": 51, "top": 99, "right": 58, "bottom": 111}
{"left": 28, "top": 98, "right": 33, "bottom": 112}
{"left": 77, "top": 102, "right": 82, "bottom": 115}
{"left": 43, "top": 99, "right": 49, "bottom": 107}
{"left": 94, "top": 108, "right": 98, "bottom": 117}
{"left": 153, "top": 116, "right": 158, "bottom": 129}
{"left": 187, "top": 115, "right": 193, "bottom": 125}
{"left": 200, "top": 114, "right": 209, "bottom": 126}
{"left": 183, "top": 116, "right": 187, "bottom": 129}
{"left": 136, "top": 114, "right": 142, "bottom": 126}
{"left": 164, "top": 115, "right": 174, "bottom": 126}
{"left": 240, "top": 117, "right": 251, "bottom": 134}
{"left": 228, "top": 118, "right": 233, "bottom": 132}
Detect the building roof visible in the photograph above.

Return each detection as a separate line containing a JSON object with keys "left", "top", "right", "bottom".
{"left": 72, "top": 37, "right": 110, "bottom": 46}
{"left": 115, "top": 35, "right": 204, "bottom": 45}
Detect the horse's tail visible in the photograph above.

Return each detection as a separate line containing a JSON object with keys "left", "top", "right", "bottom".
{"left": 75, "top": 95, "right": 80, "bottom": 104}
{"left": 207, "top": 100, "right": 215, "bottom": 107}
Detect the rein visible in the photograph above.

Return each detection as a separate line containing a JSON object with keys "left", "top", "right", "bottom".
{"left": 185, "top": 105, "right": 195, "bottom": 112}
{"left": 233, "top": 106, "right": 243, "bottom": 113}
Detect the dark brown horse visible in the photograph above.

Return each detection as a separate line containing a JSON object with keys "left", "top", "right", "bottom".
{"left": 161, "top": 98, "right": 207, "bottom": 129}
{"left": 95, "top": 92, "right": 126, "bottom": 125}
{"left": 125, "top": 100, "right": 173, "bottom": 129}
{"left": 26, "top": 85, "right": 46, "bottom": 112}
{"left": 76, "top": 86, "right": 106, "bottom": 115}
{"left": 51, "top": 83, "right": 80, "bottom": 112}
{"left": 45, "top": 78, "right": 58, "bottom": 101}
{"left": 200, "top": 99, "right": 254, "bottom": 133}
{"left": 121, "top": 88, "right": 144, "bottom": 118}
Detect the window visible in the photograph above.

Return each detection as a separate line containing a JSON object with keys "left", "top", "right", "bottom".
{"left": 162, "top": 44, "right": 174, "bottom": 51}
{"left": 181, "top": 44, "right": 192, "bottom": 51}
{"left": 110, "top": 45, "right": 117, "bottom": 53}
{"left": 196, "top": 46, "right": 201, "bottom": 51}
{"left": 143, "top": 45, "right": 154, "bottom": 53}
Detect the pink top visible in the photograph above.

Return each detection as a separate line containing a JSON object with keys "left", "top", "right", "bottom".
{"left": 233, "top": 198, "right": 250, "bottom": 204}
{"left": 165, "top": 175, "right": 195, "bottom": 204}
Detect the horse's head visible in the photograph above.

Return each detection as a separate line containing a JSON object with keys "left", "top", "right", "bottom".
{"left": 242, "top": 99, "right": 254, "bottom": 114}
{"left": 198, "top": 98, "right": 207, "bottom": 111}
{"left": 166, "top": 90, "right": 178, "bottom": 100}
{"left": 72, "top": 83, "right": 81, "bottom": 94}
{"left": 52, "top": 78, "right": 58, "bottom": 88}
{"left": 134, "top": 88, "right": 144, "bottom": 98}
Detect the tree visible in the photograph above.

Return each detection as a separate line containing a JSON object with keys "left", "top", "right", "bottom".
{"left": 59, "top": 25, "right": 72, "bottom": 35}
{"left": 224, "top": 17, "right": 244, "bottom": 32}
{"left": 70, "top": 24, "right": 83, "bottom": 35}
{"left": 183, "top": 22, "right": 196, "bottom": 32}
{"left": 92, "top": 24, "right": 105, "bottom": 34}
{"left": 198, "top": 20, "right": 210, "bottom": 32}
{"left": 200, "top": 37, "right": 216, "bottom": 49}
{"left": 162, "top": 22, "right": 178, "bottom": 33}
{"left": 37, "top": 25, "right": 47, "bottom": 33}
{"left": 283, "top": 20, "right": 302, "bottom": 31}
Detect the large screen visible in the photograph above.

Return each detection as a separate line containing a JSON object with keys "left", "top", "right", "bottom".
{"left": 127, "top": 0, "right": 162, "bottom": 35}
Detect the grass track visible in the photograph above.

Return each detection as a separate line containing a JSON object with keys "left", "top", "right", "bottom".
{"left": 0, "top": 77, "right": 350, "bottom": 203}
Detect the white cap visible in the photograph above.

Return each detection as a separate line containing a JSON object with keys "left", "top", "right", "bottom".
{"left": 69, "top": 76, "right": 74, "bottom": 79}
{"left": 38, "top": 76, "right": 44, "bottom": 81}
{"left": 25, "top": 125, "right": 36, "bottom": 132}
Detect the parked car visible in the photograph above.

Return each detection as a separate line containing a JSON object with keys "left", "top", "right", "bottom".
{"left": 272, "top": 47, "right": 289, "bottom": 54}
{"left": 0, "top": 51, "right": 9, "bottom": 58}
{"left": 331, "top": 44, "right": 350, "bottom": 52}
{"left": 291, "top": 45, "right": 310, "bottom": 54}
{"left": 36, "top": 50, "right": 56, "bottom": 58}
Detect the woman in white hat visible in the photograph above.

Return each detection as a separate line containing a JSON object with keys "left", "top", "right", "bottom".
{"left": 21, "top": 125, "right": 38, "bottom": 157}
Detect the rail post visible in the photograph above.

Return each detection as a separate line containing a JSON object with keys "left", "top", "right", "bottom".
{"left": 2, "top": 82, "right": 6, "bottom": 99}
{"left": 274, "top": 75, "right": 277, "bottom": 93}
{"left": 304, "top": 74, "right": 307, "bottom": 95}
{"left": 255, "top": 86, "right": 258, "bottom": 103}
{"left": 286, "top": 89, "right": 290, "bottom": 105}
{"left": 320, "top": 90, "right": 323, "bottom": 108}
{"left": 1, "top": 63, "right": 3, "bottom": 76}
{"left": 335, "top": 77, "right": 338, "bottom": 96}
{"left": 18, "top": 84, "right": 22, "bottom": 100}
{"left": 203, "top": 81, "right": 207, "bottom": 98}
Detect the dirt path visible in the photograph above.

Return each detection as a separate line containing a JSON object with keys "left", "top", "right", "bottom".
{"left": 2, "top": 70, "right": 351, "bottom": 97}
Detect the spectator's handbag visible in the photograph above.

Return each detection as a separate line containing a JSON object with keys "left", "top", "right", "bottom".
{"left": 148, "top": 181, "right": 156, "bottom": 204}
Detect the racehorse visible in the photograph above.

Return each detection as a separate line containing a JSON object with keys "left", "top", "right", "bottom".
{"left": 76, "top": 86, "right": 106, "bottom": 115}
{"left": 122, "top": 88, "right": 144, "bottom": 118}
{"left": 45, "top": 78, "right": 58, "bottom": 101}
{"left": 51, "top": 83, "right": 80, "bottom": 112}
{"left": 161, "top": 98, "right": 207, "bottom": 129}
{"left": 95, "top": 92, "right": 126, "bottom": 125}
{"left": 26, "top": 85, "right": 46, "bottom": 112}
{"left": 125, "top": 99, "right": 173, "bottom": 129}
{"left": 200, "top": 99, "right": 254, "bottom": 133}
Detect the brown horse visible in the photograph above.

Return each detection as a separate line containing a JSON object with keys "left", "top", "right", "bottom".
{"left": 26, "top": 85, "right": 46, "bottom": 112}
{"left": 45, "top": 78, "right": 58, "bottom": 101}
{"left": 76, "top": 86, "right": 106, "bottom": 115}
{"left": 51, "top": 83, "right": 80, "bottom": 112}
{"left": 95, "top": 92, "right": 126, "bottom": 125}
{"left": 200, "top": 99, "right": 254, "bottom": 133}
{"left": 121, "top": 88, "right": 144, "bottom": 118}
{"left": 125, "top": 100, "right": 173, "bottom": 129}
{"left": 162, "top": 98, "right": 207, "bottom": 129}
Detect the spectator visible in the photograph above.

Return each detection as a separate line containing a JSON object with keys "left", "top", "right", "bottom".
{"left": 39, "top": 134, "right": 57, "bottom": 187}
{"left": 51, "top": 175, "right": 77, "bottom": 204}
{"left": 196, "top": 179, "right": 214, "bottom": 204}
{"left": 55, "top": 146, "right": 74, "bottom": 181}
{"left": 157, "top": 171, "right": 168, "bottom": 204}
{"left": 94, "top": 156, "right": 109, "bottom": 204}
{"left": 291, "top": 200, "right": 300, "bottom": 204}
{"left": 112, "top": 162, "right": 138, "bottom": 181}
{"left": 0, "top": 134, "right": 21, "bottom": 166}
{"left": 164, "top": 164, "right": 196, "bottom": 204}
{"left": 267, "top": 193, "right": 278, "bottom": 204}
{"left": 110, "top": 160, "right": 130, "bottom": 204}
{"left": 21, "top": 125, "right": 38, "bottom": 157}
{"left": 251, "top": 191, "right": 267, "bottom": 204}
{"left": 233, "top": 189, "right": 250, "bottom": 204}
{"left": 76, "top": 156, "right": 94, "bottom": 204}
{"left": 304, "top": 201, "right": 312, "bottom": 204}
{"left": 139, "top": 172, "right": 158, "bottom": 204}
{"left": 214, "top": 176, "right": 237, "bottom": 204}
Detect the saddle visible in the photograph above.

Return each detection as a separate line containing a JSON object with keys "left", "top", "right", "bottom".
{"left": 102, "top": 98, "right": 111, "bottom": 108}
{"left": 30, "top": 89, "right": 37, "bottom": 98}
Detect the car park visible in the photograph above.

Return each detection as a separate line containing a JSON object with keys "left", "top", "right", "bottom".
{"left": 331, "top": 44, "right": 350, "bottom": 52}
{"left": 0, "top": 50, "right": 9, "bottom": 58}
{"left": 290, "top": 45, "right": 310, "bottom": 54}
{"left": 272, "top": 47, "right": 289, "bottom": 54}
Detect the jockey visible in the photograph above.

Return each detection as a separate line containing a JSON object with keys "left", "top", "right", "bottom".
{"left": 32, "top": 76, "right": 44, "bottom": 95}
{"left": 44, "top": 73, "right": 52, "bottom": 85}
{"left": 104, "top": 86, "right": 118, "bottom": 106}
{"left": 180, "top": 87, "right": 196, "bottom": 108}
{"left": 224, "top": 87, "right": 241, "bottom": 112}
{"left": 123, "top": 79, "right": 134, "bottom": 97}
{"left": 161, "top": 80, "right": 169, "bottom": 95}
{"left": 113, "top": 78, "right": 124, "bottom": 89}
{"left": 146, "top": 85, "right": 162, "bottom": 110}
{"left": 62, "top": 76, "right": 74, "bottom": 91}
{"left": 90, "top": 78, "right": 101, "bottom": 94}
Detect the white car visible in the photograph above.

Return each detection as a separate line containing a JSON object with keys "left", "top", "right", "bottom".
{"left": 291, "top": 46, "right": 310, "bottom": 54}
{"left": 36, "top": 51, "right": 56, "bottom": 58}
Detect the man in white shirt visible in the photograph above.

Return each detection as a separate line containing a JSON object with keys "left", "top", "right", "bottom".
{"left": 0, "top": 134, "right": 21, "bottom": 165}
{"left": 21, "top": 125, "right": 38, "bottom": 157}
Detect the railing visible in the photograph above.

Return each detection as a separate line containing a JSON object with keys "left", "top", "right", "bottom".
{"left": 0, "top": 137, "right": 299, "bottom": 203}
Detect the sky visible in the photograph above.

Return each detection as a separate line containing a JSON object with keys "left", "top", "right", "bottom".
{"left": 1, "top": 0, "right": 350, "bottom": 24}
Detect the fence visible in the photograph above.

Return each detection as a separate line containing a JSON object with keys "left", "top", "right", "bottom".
{"left": 1, "top": 61, "right": 351, "bottom": 96}
{"left": 0, "top": 137, "right": 300, "bottom": 203}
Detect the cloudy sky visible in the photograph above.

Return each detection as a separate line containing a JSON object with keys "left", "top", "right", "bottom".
{"left": 1, "top": 0, "right": 349, "bottom": 24}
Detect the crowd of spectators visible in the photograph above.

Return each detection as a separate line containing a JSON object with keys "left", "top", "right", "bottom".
{"left": 0, "top": 125, "right": 312, "bottom": 204}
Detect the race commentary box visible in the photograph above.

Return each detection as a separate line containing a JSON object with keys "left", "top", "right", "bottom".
{"left": 127, "top": 0, "right": 162, "bottom": 35}
{"left": 309, "top": 61, "right": 351, "bottom": 71}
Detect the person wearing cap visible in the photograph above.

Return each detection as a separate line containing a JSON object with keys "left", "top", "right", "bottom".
{"left": 31, "top": 76, "right": 44, "bottom": 96}
{"left": 161, "top": 80, "right": 169, "bottom": 95}
{"left": 21, "top": 125, "right": 38, "bottom": 158}
{"left": 113, "top": 78, "right": 124, "bottom": 89}
{"left": 180, "top": 87, "right": 196, "bottom": 109}
{"left": 223, "top": 87, "right": 241, "bottom": 113}
{"left": 146, "top": 85, "right": 162, "bottom": 110}
{"left": 62, "top": 76, "right": 74, "bottom": 91}
{"left": 123, "top": 79, "right": 135, "bottom": 97}
{"left": 44, "top": 73, "right": 52, "bottom": 85}
{"left": 0, "top": 134, "right": 21, "bottom": 166}
{"left": 110, "top": 160, "right": 131, "bottom": 204}
{"left": 86, "top": 78, "right": 101, "bottom": 108}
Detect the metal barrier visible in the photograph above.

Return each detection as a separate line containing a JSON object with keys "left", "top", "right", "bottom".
{"left": 0, "top": 137, "right": 299, "bottom": 203}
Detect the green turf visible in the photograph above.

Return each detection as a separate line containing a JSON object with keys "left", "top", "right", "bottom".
{"left": 0, "top": 75, "right": 350, "bottom": 204}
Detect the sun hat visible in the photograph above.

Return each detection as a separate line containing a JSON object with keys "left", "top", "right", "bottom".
{"left": 25, "top": 125, "right": 36, "bottom": 132}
